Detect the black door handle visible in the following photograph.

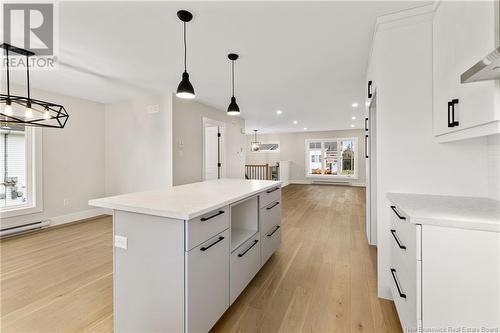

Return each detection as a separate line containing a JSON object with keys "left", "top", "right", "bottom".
{"left": 390, "top": 268, "right": 407, "bottom": 299}
{"left": 267, "top": 225, "right": 280, "bottom": 237}
{"left": 365, "top": 134, "right": 369, "bottom": 159}
{"left": 200, "top": 210, "right": 225, "bottom": 221}
{"left": 390, "top": 206, "right": 406, "bottom": 220}
{"left": 238, "top": 239, "right": 259, "bottom": 257}
{"left": 200, "top": 236, "right": 224, "bottom": 251}
{"left": 266, "top": 187, "right": 280, "bottom": 194}
{"left": 390, "top": 229, "right": 406, "bottom": 249}
{"left": 451, "top": 99, "right": 459, "bottom": 127}
{"left": 266, "top": 202, "right": 279, "bottom": 210}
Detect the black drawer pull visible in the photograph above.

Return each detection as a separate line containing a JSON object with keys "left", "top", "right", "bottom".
{"left": 200, "top": 236, "right": 224, "bottom": 251}
{"left": 266, "top": 202, "right": 280, "bottom": 210}
{"left": 390, "top": 206, "right": 406, "bottom": 220}
{"left": 200, "top": 210, "right": 224, "bottom": 221}
{"left": 238, "top": 239, "right": 259, "bottom": 257}
{"left": 365, "top": 134, "right": 369, "bottom": 159}
{"left": 365, "top": 117, "right": 368, "bottom": 131}
{"left": 266, "top": 187, "right": 280, "bottom": 194}
{"left": 390, "top": 229, "right": 406, "bottom": 249}
{"left": 390, "top": 268, "right": 407, "bottom": 299}
{"left": 267, "top": 225, "right": 280, "bottom": 237}
{"left": 451, "top": 98, "right": 459, "bottom": 127}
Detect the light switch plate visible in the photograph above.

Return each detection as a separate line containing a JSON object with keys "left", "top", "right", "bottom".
{"left": 114, "top": 235, "right": 128, "bottom": 249}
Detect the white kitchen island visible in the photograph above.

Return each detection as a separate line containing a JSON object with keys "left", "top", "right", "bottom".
{"left": 89, "top": 179, "right": 282, "bottom": 333}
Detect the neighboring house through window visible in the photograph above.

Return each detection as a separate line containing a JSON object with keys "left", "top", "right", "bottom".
{"left": 305, "top": 138, "right": 357, "bottom": 178}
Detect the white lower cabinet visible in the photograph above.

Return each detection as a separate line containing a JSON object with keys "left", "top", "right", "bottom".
{"left": 186, "top": 229, "right": 230, "bottom": 333}
{"left": 230, "top": 233, "right": 261, "bottom": 304}
{"left": 261, "top": 225, "right": 281, "bottom": 264}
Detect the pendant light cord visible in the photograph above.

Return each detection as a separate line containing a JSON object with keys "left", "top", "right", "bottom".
{"left": 26, "top": 54, "right": 30, "bottom": 102}
{"left": 183, "top": 22, "right": 187, "bottom": 72}
{"left": 232, "top": 60, "right": 235, "bottom": 97}
{"left": 5, "top": 48, "right": 10, "bottom": 97}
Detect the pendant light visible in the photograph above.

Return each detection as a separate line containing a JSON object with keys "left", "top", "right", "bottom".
{"left": 176, "top": 10, "right": 195, "bottom": 99}
{"left": 227, "top": 53, "right": 240, "bottom": 116}
{"left": 250, "top": 130, "right": 260, "bottom": 152}
{"left": 0, "top": 43, "right": 68, "bottom": 128}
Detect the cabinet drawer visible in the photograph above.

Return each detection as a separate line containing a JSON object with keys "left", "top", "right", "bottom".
{"left": 186, "top": 230, "right": 229, "bottom": 333}
{"left": 230, "top": 233, "right": 260, "bottom": 304}
{"left": 389, "top": 263, "right": 420, "bottom": 332}
{"left": 260, "top": 201, "right": 281, "bottom": 235}
{"left": 261, "top": 225, "right": 281, "bottom": 264}
{"left": 390, "top": 205, "right": 420, "bottom": 262}
{"left": 259, "top": 186, "right": 281, "bottom": 208}
{"left": 186, "top": 206, "right": 230, "bottom": 251}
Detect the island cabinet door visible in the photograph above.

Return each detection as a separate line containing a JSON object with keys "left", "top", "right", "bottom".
{"left": 260, "top": 200, "right": 281, "bottom": 236}
{"left": 186, "top": 229, "right": 230, "bottom": 333}
{"left": 230, "top": 233, "right": 261, "bottom": 304}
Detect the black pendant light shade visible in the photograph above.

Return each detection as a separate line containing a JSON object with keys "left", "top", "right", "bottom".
{"left": 0, "top": 43, "right": 68, "bottom": 129}
{"left": 176, "top": 10, "right": 195, "bottom": 99}
{"left": 227, "top": 53, "right": 240, "bottom": 116}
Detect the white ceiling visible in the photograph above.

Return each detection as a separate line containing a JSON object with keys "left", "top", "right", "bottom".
{"left": 4, "top": 1, "right": 428, "bottom": 133}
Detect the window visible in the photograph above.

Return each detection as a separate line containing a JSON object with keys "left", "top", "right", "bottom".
{"left": 251, "top": 142, "right": 280, "bottom": 153}
{"left": 305, "top": 138, "right": 357, "bottom": 178}
{"left": 0, "top": 127, "right": 41, "bottom": 217}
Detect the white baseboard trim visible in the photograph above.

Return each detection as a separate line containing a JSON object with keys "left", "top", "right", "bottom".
{"left": 49, "top": 208, "right": 112, "bottom": 227}
{"left": 290, "top": 179, "right": 366, "bottom": 187}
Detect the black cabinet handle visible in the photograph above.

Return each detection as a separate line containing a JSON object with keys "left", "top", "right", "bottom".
{"left": 451, "top": 99, "right": 459, "bottom": 127}
{"left": 266, "top": 187, "right": 280, "bottom": 194}
{"left": 267, "top": 225, "right": 280, "bottom": 237}
{"left": 367, "top": 80, "right": 373, "bottom": 98}
{"left": 266, "top": 202, "right": 280, "bottom": 210}
{"left": 390, "top": 206, "right": 406, "bottom": 220}
{"left": 200, "top": 236, "right": 224, "bottom": 251}
{"left": 390, "top": 229, "right": 406, "bottom": 249}
{"left": 365, "top": 118, "right": 368, "bottom": 131}
{"left": 238, "top": 239, "right": 259, "bottom": 257}
{"left": 365, "top": 134, "right": 369, "bottom": 159}
{"left": 390, "top": 268, "right": 407, "bottom": 299}
{"left": 200, "top": 210, "right": 224, "bottom": 221}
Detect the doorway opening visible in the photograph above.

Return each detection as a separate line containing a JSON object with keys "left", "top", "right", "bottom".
{"left": 203, "top": 117, "right": 226, "bottom": 181}
{"left": 366, "top": 92, "right": 377, "bottom": 245}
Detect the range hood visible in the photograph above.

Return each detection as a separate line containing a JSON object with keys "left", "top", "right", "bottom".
{"left": 461, "top": 46, "right": 500, "bottom": 83}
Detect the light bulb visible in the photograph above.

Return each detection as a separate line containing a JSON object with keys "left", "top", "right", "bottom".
{"left": 25, "top": 107, "right": 33, "bottom": 118}
{"left": 4, "top": 104, "right": 13, "bottom": 116}
{"left": 43, "top": 108, "right": 51, "bottom": 120}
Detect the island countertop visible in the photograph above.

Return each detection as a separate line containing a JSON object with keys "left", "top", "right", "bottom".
{"left": 89, "top": 179, "right": 281, "bottom": 220}
{"left": 387, "top": 192, "right": 500, "bottom": 232}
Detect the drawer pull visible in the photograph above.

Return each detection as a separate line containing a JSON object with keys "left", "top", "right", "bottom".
{"left": 267, "top": 225, "right": 280, "bottom": 237}
{"left": 266, "top": 202, "right": 280, "bottom": 210}
{"left": 390, "top": 206, "right": 406, "bottom": 220}
{"left": 390, "top": 229, "right": 406, "bottom": 250}
{"left": 238, "top": 239, "right": 259, "bottom": 257}
{"left": 200, "top": 236, "right": 224, "bottom": 251}
{"left": 390, "top": 268, "right": 407, "bottom": 299}
{"left": 266, "top": 187, "right": 279, "bottom": 194}
{"left": 200, "top": 210, "right": 225, "bottom": 221}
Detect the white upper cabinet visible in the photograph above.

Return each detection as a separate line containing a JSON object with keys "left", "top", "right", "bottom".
{"left": 433, "top": 0, "right": 499, "bottom": 142}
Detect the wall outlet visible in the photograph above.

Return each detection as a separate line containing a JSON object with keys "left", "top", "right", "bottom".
{"left": 114, "top": 235, "right": 128, "bottom": 249}
{"left": 147, "top": 104, "right": 160, "bottom": 114}
{"left": 63, "top": 198, "right": 69, "bottom": 206}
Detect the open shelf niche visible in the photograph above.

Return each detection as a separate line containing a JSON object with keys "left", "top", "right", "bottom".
{"left": 230, "top": 196, "right": 258, "bottom": 252}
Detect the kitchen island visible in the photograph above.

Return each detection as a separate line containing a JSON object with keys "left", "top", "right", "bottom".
{"left": 89, "top": 179, "right": 282, "bottom": 333}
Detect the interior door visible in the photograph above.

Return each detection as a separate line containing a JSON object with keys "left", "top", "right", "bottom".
{"left": 204, "top": 126, "right": 220, "bottom": 181}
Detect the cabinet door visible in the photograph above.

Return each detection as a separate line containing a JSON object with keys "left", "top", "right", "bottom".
{"left": 454, "top": 1, "right": 498, "bottom": 130}
{"left": 230, "top": 233, "right": 261, "bottom": 304}
{"left": 186, "top": 229, "right": 229, "bottom": 333}
{"left": 433, "top": 1, "right": 458, "bottom": 136}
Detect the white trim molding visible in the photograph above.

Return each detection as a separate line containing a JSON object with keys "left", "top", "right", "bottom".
{"left": 49, "top": 208, "right": 112, "bottom": 227}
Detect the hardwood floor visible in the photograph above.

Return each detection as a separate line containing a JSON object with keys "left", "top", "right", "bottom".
{"left": 0, "top": 185, "right": 401, "bottom": 332}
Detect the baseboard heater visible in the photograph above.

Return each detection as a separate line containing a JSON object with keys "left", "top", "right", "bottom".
{"left": 311, "top": 180, "right": 350, "bottom": 186}
{"left": 0, "top": 220, "right": 50, "bottom": 238}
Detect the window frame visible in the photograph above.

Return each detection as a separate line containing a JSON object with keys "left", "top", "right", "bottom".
{"left": 0, "top": 127, "right": 43, "bottom": 218}
{"left": 304, "top": 137, "right": 358, "bottom": 180}
{"left": 250, "top": 141, "right": 280, "bottom": 153}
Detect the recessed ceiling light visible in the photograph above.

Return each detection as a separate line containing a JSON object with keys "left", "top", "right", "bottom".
{"left": 293, "top": 120, "right": 298, "bottom": 124}
{"left": 351, "top": 116, "right": 357, "bottom": 120}
{"left": 276, "top": 110, "right": 283, "bottom": 115}
{"left": 351, "top": 124, "right": 355, "bottom": 128}
{"left": 303, "top": 127, "right": 307, "bottom": 131}
{"left": 351, "top": 102, "right": 359, "bottom": 108}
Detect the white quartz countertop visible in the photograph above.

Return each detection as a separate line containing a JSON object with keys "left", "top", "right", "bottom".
{"left": 387, "top": 193, "right": 500, "bottom": 232}
{"left": 89, "top": 179, "right": 281, "bottom": 220}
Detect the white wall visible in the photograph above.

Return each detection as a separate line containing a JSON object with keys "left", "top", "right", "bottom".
{"left": 370, "top": 15, "right": 489, "bottom": 299}
{"left": 246, "top": 129, "right": 366, "bottom": 186}
{"left": 105, "top": 93, "right": 173, "bottom": 195}
{"left": 172, "top": 96, "right": 246, "bottom": 186}
{"left": 487, "top": 134, "right": 500, "bottom": 200}
{"left": 1, "top": 85, "right": 106, "bottom": 229}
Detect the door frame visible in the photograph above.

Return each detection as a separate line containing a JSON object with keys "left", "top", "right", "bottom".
{"left": 202, "top": 117, "right": 226, "bottom": 181}
{"left": 366, "top": 90, "right": 378, "bottom": 246}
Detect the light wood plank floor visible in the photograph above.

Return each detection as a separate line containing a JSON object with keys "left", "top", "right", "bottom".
{"left": 0, "top": 185, "right": 401, "bottom": 332}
